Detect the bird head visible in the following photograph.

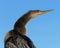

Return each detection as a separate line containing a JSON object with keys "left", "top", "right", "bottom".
{"left": 28, "top": 10, "right": 52, "bottom": 18}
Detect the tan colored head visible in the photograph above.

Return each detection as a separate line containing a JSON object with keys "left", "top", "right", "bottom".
{"left": 28, "top": 10, "right": 52, "bottom": 18}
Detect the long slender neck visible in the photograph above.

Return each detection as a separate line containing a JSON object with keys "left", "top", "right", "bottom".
{"left": 14, "top": 13, "right": 32, "bottom": 27}
{"left": 14, "top": 12, "right": 33, "bottom": 35}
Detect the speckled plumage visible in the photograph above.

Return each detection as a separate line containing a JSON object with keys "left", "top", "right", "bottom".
{"left": 4, "top": 10, "right": 52, "bottom": 48}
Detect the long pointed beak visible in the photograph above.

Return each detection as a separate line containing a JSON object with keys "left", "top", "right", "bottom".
{"left": 39, "top": 10, "right": 53, "bottom": 15}
{"left": 43, "top": 10, "right": 53, "bottom": 13}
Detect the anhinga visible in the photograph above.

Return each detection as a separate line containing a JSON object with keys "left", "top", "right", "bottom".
{"left": 4, "top": 10, "right": 52, "bottom": 48}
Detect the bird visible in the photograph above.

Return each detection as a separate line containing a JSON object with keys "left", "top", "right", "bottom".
{"left": 4, "top": 10, "right": 52, "bottom": 48}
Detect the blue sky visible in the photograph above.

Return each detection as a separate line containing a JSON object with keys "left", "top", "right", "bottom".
{"left": 0, "top": 0, "right": 60, "bottom": 48}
